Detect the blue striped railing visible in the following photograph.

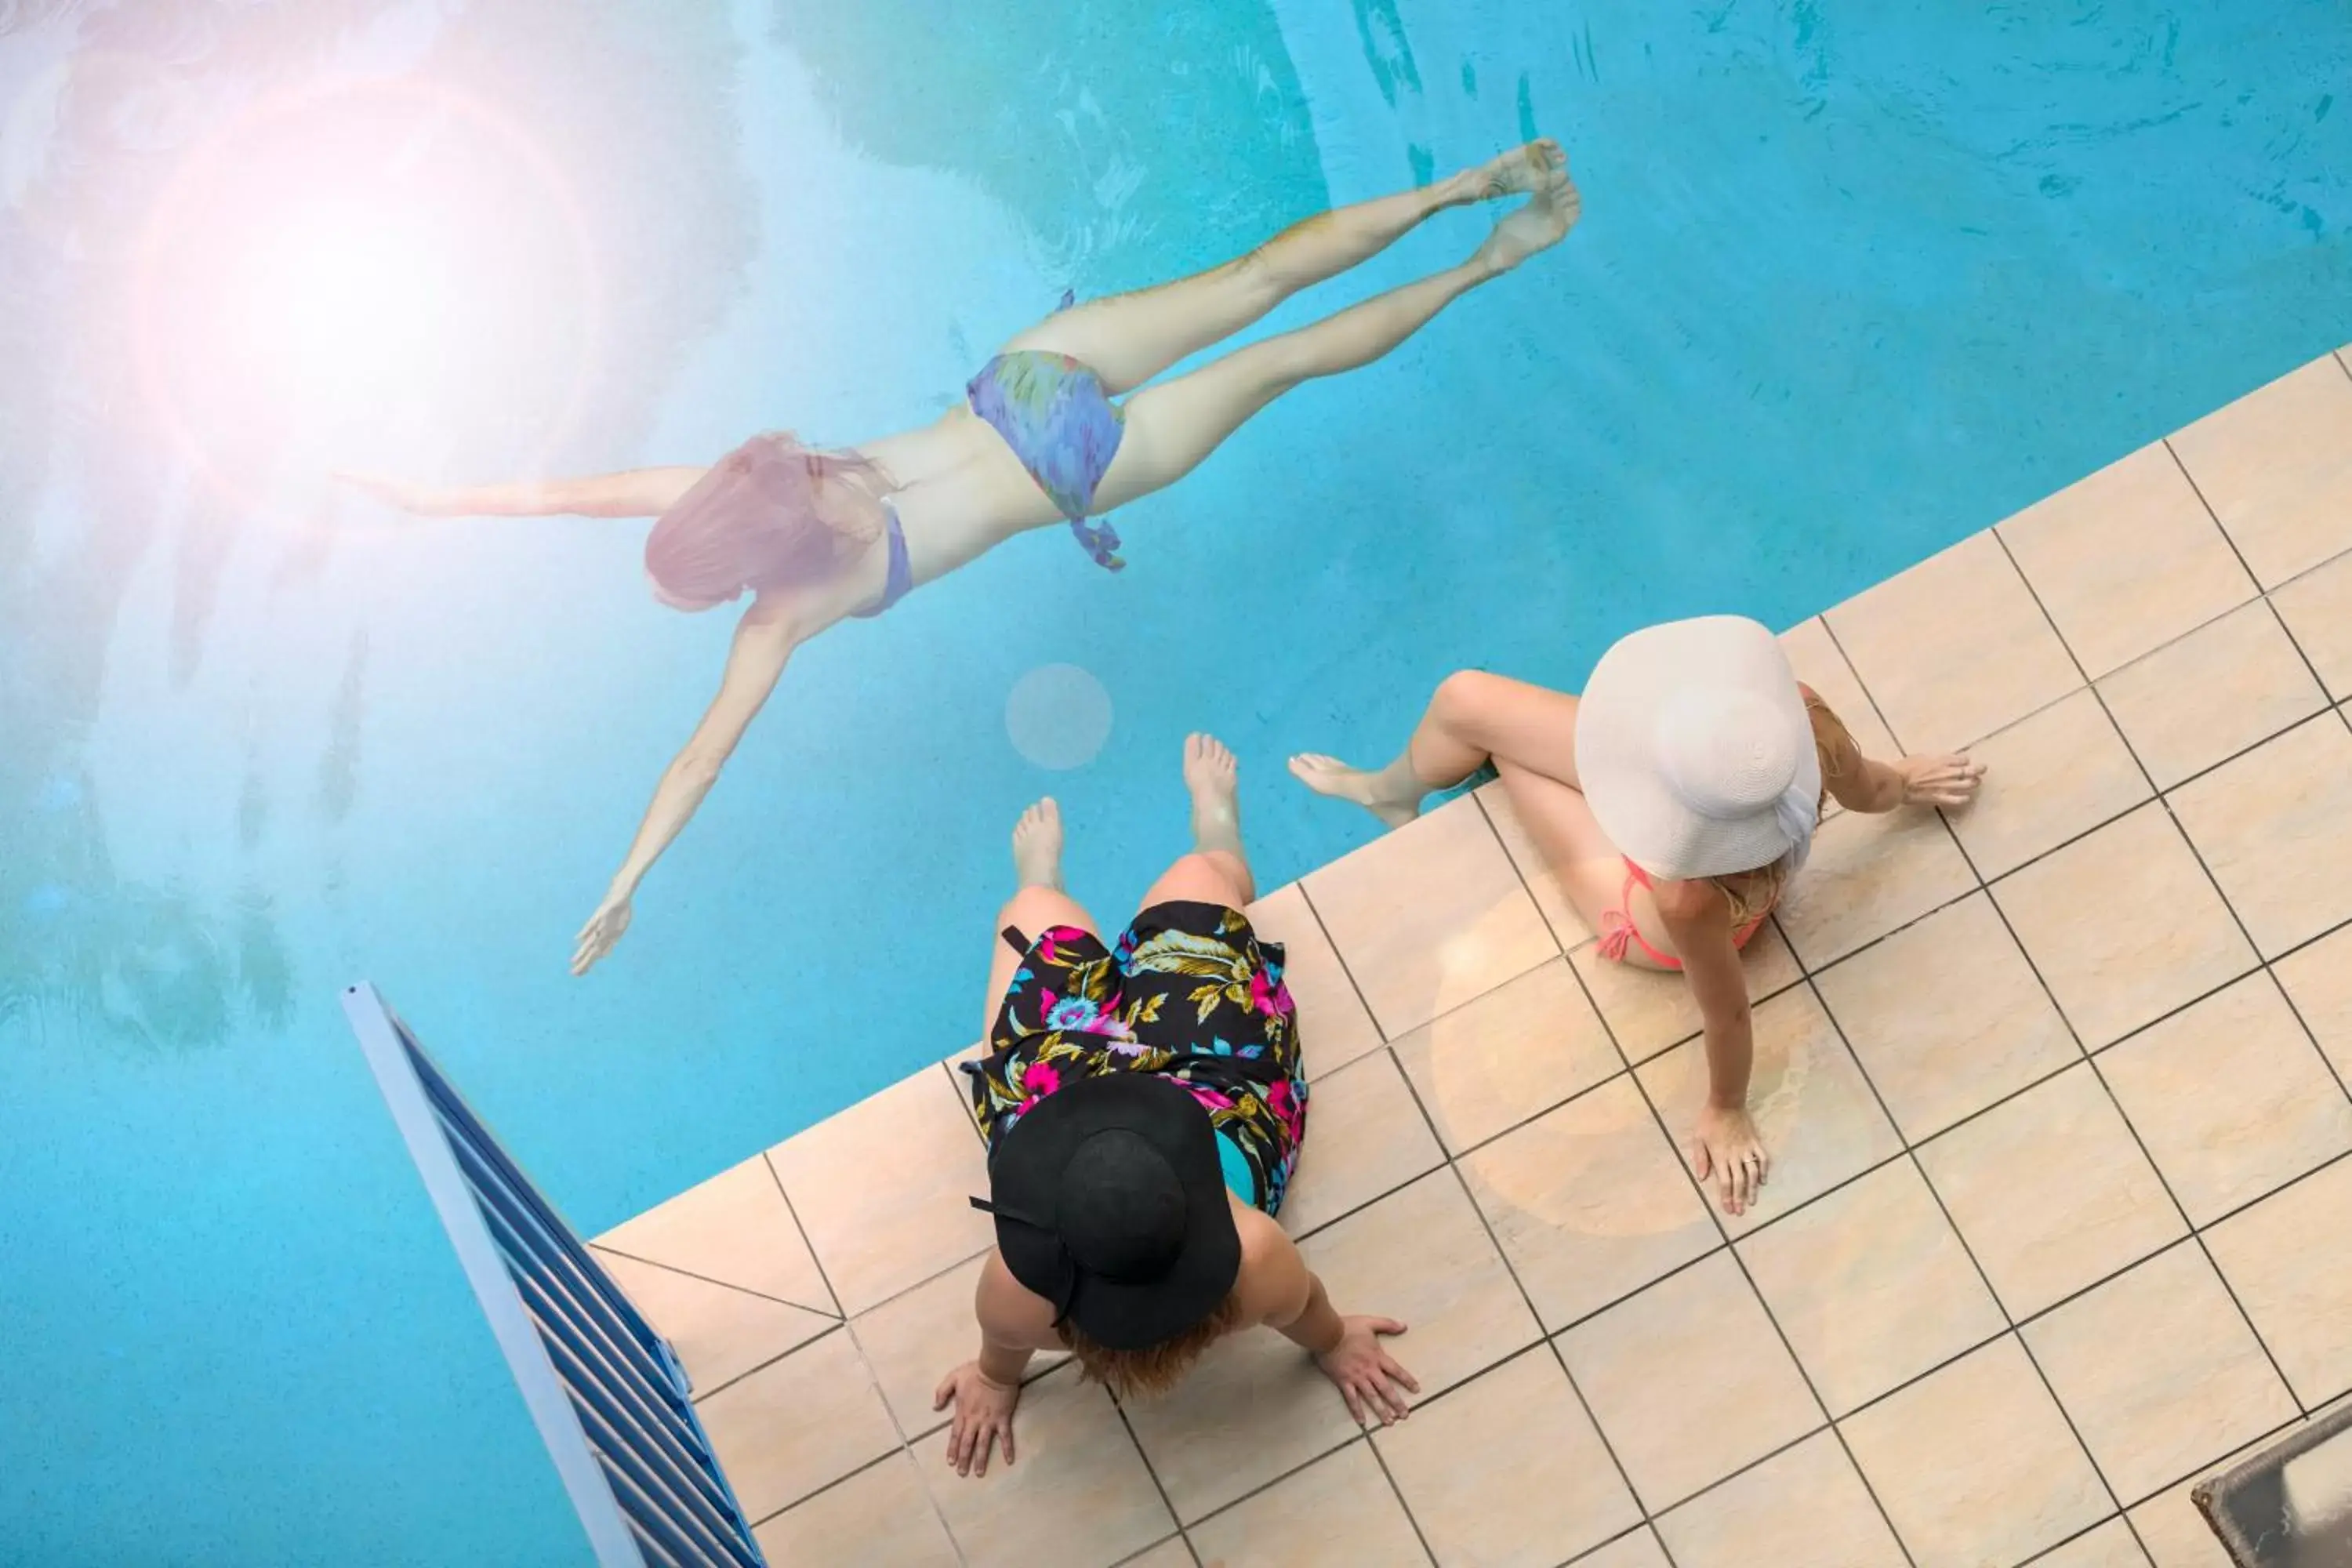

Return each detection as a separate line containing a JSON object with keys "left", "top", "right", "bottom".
{"left": 343, "top": 983, "right": 767, "bottom": 1568}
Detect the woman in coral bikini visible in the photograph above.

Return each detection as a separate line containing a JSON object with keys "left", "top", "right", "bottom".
{"left": 339, "top": 140, "right": 1581, "bottom": 977}
{"left": 1290, "top": 615, "right": 1985, "bottom": 1218}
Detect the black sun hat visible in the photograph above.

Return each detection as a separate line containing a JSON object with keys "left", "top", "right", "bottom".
{"left": 971, "top": 1073, "right": 1243, "bottom": 1352}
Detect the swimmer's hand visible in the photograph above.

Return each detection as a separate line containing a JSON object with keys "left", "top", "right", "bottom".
{"left": 333, "top": 470, "right": 467, "bottom": 516}
{"left": 571, "top": 893, "right": 634, "bottom": 976}
{"left": 1894, "top": 753, "right": 1987, "bottom": 810}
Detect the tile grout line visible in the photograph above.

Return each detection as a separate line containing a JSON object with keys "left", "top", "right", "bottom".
{"left": 1970, "top": 532, "right": 2315, "bottom": 1461}
{"left": 1359, "top": 1431, "right": 1441, "bottom": 1566}
{"left": 1465, "top": 805, "right": 1713, "bottom": 1564}
{"left": 586, "top": 1241, "right": 842, "bottom": 1319}
{"left": 1817, "top": 532, "right": 2205, "bottom": 1561}
{"left": 1798, "top": 928, "right": 2140, "bottom": 1545}
{"left": 1104, "top": 1392, "right": 1189, "bottom": 1556}
{"left": 1383, "top": 1016, "right": 1657, "bottom": 1552}
{"left": 1563, "top": 942, "right": 1863, "bottom": 1546}
{"left": 760, "top": 1149, "right": 848, "bottom": 1320}
{"left": 1816, "top": 612, "right": 1911, "bottom": 758}
{"left": 2013, "top": 1513, "right": 2137, "bottom": 1566}
{"left": 738, "top": 1421, "right": 903, "bottom": 1532}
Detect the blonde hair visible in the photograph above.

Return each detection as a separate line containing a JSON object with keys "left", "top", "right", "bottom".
{"left": 1055, "top": 1292, "right": 1245, "bottom": 1400}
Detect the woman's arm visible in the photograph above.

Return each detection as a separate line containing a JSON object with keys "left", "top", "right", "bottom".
{"left": 1810, "top": 695, "right": 1984, "bottom": 815}
{"left": 1656, "top": 880, "right": 1769, "bottom": 1217}
{"left": 1829, "top": 750, "right": 1987, "bottom": 815}
{"left": 935, "top": 1251, "right": 1054, "bottom": 1478}
{"left": 569, "top": 601, "right": 797, "bottom": 975}
{"left": 338, "top": 466, "right": 708, "bottom": 519}
{"left": 1250, "top": 1221, "right": 1418, "bottom": 1425}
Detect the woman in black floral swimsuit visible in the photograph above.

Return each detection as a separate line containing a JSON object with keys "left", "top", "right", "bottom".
{"left": 934, "top": 735, "right": 1417, "bottom": 1479}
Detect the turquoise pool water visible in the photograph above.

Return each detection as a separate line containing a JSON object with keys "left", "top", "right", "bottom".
{"left": 5, "top": 2, "right": 2350, "bottom": 1561}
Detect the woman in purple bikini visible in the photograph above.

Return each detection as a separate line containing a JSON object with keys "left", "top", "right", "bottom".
{"left": 344, "top": 140, "right": 1580, "bottom": 976}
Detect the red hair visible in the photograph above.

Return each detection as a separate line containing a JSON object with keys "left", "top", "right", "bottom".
{"left": 644, "top": 433, "right": 884, "bottom": 611}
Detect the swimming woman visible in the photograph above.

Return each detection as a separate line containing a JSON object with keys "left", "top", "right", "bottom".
{"left": 342, "top": 141, "right": 1580, "bottom": 976}
{"left": 1290, "top": 616, "right": 1984, "bottom": 1217}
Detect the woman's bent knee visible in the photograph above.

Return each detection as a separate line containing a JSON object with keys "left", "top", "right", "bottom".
{"left": 1144, "top": 851, "right": 1253, "bottom": 910}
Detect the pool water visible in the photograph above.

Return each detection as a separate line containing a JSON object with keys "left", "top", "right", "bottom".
{"left": 5, "top": 1, "right": 2350, "bottom": 1562}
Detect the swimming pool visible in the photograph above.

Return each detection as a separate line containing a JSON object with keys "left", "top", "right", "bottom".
{"left": 4, "top": 1, "right": 2349, "bottom": 1562}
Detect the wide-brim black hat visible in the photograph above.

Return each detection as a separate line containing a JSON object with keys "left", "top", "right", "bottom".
{"left": 974, "top": 1073, "right": 1242, "bottom": 1352}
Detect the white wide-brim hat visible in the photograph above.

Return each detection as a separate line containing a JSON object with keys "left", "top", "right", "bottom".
{"left": 1574, "top": 615, "right": 1820, "bottom": 883}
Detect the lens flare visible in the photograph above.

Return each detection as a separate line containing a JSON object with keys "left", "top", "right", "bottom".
{"left": 130, "top": 78, "right": 603, "bottom": 519}
{"left": 226, "top": 198, "right": 456, "bottom": 413}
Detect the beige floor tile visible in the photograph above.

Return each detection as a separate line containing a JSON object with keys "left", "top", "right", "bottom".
{"left": 2274, "top": 922, "right": 2352, "bottom": 1087}
{"left": 1247, "top": 884, "right": 1382, "bottom": 1079}
{"left": 1815, "top": 891, "right": 2082, "bottom": 1141}
{"left": 1189, "top": 1440, "right": 1426, "bottom": 1568}
{"left": 2125, "top": 1425, "right": 2288, "bottom": 1565}
{"left": 1374, "top": 1348, "right": 1640, "bottom": 1568}
{"left": 1301, "top": 797, "right": 1559, "bottom": 1039}
{"left": 1121, "top": 1541, "right": 1195, "bottom": 1568}
{"left": 2169, "top": 353, "right": 2352, "bottom": 588}
{"left": 2270, "top": 548, "right": 2352, "bottom": 699}
{"left": 1915, "top": 1064, "right": 2184, "bottom": 1321}
{"left": 1782, "top": 616, "right": 1902, "bottom": 783}
{"left": 1279, "top": 1049, "right": 1443, "bottom": 1237}
{"left": 1737, "top": 1160, "right": 2005, "bottom": 1416}
{"left": 2170, "top": 714, "right": 2352, "bottom": 958}
{"left": 1839, "top": 1336, "right": 2111, "bottom": 1568}
{"left": 1555, "top": 1251, "right": 1823, "bottom": 1512}
{"left": 1777, "top": 804, "right": 1979, "bottom": 971}
{"left": 1568, "top": 920, "right": 1801, "bottom": 1065}
{"left": 1299, "top": 1170, "right": 1541, "bottom": 1404}
{"left": 2034, "top": 1518, "right": 2152, "bottom": 1568}
{"left": 1825, "top": 531, "right": 2084, "bottom": 753}
{"left": 2022, "top": 1242, "right": 2298, "bottom": 1502}
{"left": 752, "top": 1450, "right": 959, "bottom": 1568}
{"left": 696, "top": 1327, "right": 900, "bottom": 1519}
{"left": 1122, "top": 1317, "right": 1356, "bottom": 1524}
{"left": 1571, "top": 1529, "right": 1671, "bottom": 1568}
{"left": 593, "top": 1251, "right": 836, "bottom": 1393}
{"left": 851, "top": 1254, "right": 1068, "bottom": 1443}
{"left": 1457, "top": 1076, "right": 1719, "bottom": 1330}
{"left": 1991, "top": 804, "right": 2256, "bottom": 1049}
{"left": 769, "top": 1064, "right": 995, "bottom": 1316}
{"left": 924, "top": 1363, "right": 1174, "bottom": 1568}
{"left": 2098, "top": 602, "right": 2327, "bottom": 789}
{"left": 1653, "top": 1429, "right": 1907, "bottom": 1568}
{"left": 1477, "top": 779, "right": 1597, "bottom": 949}
{"left": 2098, "top": 975, "right": 2352, "bottom": 1225}
{"left": 1997, "top": 443, "right": 2258, "bottom": 678}
{"left": 1392, "top": 960, "right": 1621, "bottom": 1154}
{"left": 1946, "top": 690, "right": 2151, "bottom": 880}
{"left": 594, "top": 1154, "right": 837, "bottom": 1315}
{"left": 2203, "top": 1157, "right": 2352, "bottom": 1408}
{"left": 1635, "top": 986, "right": 1903, "bottom": 1237}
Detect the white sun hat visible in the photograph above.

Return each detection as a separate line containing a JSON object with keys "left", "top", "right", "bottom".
{"left": 1573, "top": 615, "right": 1821, "bottom": 883}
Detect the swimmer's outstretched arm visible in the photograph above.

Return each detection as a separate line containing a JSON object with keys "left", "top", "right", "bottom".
{"left": 569, "top": 598, "right": 797, "bottom": 975}
{"left": 335, "top": 465, "right": 707, "bottom": 519}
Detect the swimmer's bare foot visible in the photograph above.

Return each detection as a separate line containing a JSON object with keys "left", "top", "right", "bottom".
{"left": 1288, "top": 753, "right": 1423, "bottom": 831}
{"left": 1011, "top": 798, "right": 1065, "bottom": 890}
{"left": 1474, "top": 183, "right": 1577, "bottom": 275}
{"left": 1457, "top": 137, "right": 1566, "bottom": 203}
{"left": 1184, "top": 734, "right": 1246, "bottom": 858}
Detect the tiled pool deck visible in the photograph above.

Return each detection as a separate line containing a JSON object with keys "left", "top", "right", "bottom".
{"left": 590, "top": 347, "right": 2352, "bottom": 1567}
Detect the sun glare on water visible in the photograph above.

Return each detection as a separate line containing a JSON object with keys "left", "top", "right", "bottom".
{"left": 227, "top": 197, "right": 456, "bottom": 414}
{"left": 132, "top": 80, "right": 599, "bottom": 513}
